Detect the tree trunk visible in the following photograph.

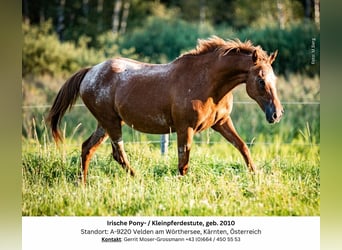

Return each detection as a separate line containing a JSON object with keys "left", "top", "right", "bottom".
{"left": 199, "top": 0, "right": 206, "bottom": 33}
{"left": 113, "top": 0, "right": 122, "bottom": 34}
{"left": 314, "top": 0, "right": 320, "bottom": 26}
{"left": 304, "top": 0, "right": 311, "bottom": 19}
{"left": 277, "top": 0, "right": 285, "bottom": 29}
{"left": 39, "top": 4, "right": 45, "bottom": 23}
{"left": 57, "top": 0, "right": 66, "bottom": 41}
{"left": 83, "top": 0, "right": 89, "bottom": 22}
{"left": 120, "top": 1, "right": 130, "bottom": 34}
{"left": 22, "top": 0, "right": 30, "bottom": 24}
{"left": 97, "top": 0, "right": 103, "bottom": 32}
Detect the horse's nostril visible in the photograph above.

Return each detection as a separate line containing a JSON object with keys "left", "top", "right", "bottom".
{"left": 272, "top": 112, "right": 277, "bottom": 120}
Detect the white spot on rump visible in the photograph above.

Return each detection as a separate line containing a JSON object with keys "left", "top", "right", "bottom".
{"left": 80, "top": 61, "right": 112, "bottom": 104}
{"left": 114, "top": 61, "right": 173, "bottom": 91}
{"left": 80, "top": 61, "right": 107, "bottom": 95}
{"left": 80, "top": 58, "right": 173, "bottom": 106}
{"left": 112, "top": 58, "right": 143, "bottom": 73}
{"left": 96, "top": 86, "right": 111, "bottom": 104}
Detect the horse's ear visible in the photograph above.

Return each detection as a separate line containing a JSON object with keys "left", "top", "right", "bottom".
{"left": 269, "top": 50, "right": 278, "bottom": 64}
{"left": 252, "top": 50, "right": 259, "bottom": 64}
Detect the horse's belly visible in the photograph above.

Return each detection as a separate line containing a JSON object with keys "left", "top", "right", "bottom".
{"left": 115, "top": 82, "right": 174, "bottom": 134}
{"left": 119, "top": 109, "right": 174, "bottom": 134}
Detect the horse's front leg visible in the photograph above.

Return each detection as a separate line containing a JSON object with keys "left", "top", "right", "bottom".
{"left": 212, "top": 117, "right": 256, "bottom": 172}
{"left": 176, "top": 127, "right": 194, "bottom": 175}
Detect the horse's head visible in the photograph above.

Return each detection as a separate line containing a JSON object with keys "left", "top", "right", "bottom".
{"left": 246, "top": 49, "right": 284, "bottom": 123}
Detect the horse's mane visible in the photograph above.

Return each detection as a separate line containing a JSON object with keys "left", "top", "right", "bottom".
{"left": 181, "top": 36, "right": 268, "bottom": 60}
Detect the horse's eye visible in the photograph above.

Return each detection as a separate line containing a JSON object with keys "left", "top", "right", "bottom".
{"left": 258, "top": 79, "right": 265, "bottom": 89}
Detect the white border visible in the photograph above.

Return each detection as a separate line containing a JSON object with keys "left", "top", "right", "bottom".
{"left": 22, "top": 216, "right": 319, "bottom": 250}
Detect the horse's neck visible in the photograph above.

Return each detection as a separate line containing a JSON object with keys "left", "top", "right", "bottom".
{"left": 173, "top": 53, "right": 252, "bottom": 102}
{"left": 209, "top": 54, "right": 252, "bottom": 102}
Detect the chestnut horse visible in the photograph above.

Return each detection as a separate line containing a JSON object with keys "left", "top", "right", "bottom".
{"left": 48, "top": 36, "right": 283, "bottom": 184}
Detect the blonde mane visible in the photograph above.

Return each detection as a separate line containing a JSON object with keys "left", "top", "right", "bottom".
{"left": 181, "top": 36, "right": 268, "bottom": 59}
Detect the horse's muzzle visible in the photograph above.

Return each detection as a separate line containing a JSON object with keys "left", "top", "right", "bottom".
{"left": 265, "top": 104, "right": 284, "bottom": 123}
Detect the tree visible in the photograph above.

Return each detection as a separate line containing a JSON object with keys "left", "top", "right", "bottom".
{"left": 314, "top": 0, "right": 320, "bottom": 26}
{"left": 112, "top": 0, "right": 131, "bottom": 34}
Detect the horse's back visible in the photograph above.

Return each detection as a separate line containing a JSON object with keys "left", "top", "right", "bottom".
{"left": 79, "top": 58, "right": 176, "bottom": 134}
{"left": 112, "top": 60, "right": 176, "bottom": 133}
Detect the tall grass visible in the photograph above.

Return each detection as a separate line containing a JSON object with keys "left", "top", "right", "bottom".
{"left": 22, "top": 131, "right": 319, "bottom": 216}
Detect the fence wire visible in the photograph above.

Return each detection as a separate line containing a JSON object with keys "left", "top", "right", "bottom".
{"left": 22, "top": 101, "right": 320, "bottom": 148}
{"left": 22, "top": 101, "right": 320, "bottom": 109}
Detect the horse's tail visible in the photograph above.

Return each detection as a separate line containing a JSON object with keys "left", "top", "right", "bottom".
{"left": 47, "top": 67, "right": 91, "bottom": 143}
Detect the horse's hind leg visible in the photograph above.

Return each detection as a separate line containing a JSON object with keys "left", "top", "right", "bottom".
{"left": 110, "top": 139, "right": 135, "bottom": 177}
{"left": 100, "top": 116, "right": 135, "bottom": 176}
{"left": 81, "top": 126, "right": 108, "bottom": 184}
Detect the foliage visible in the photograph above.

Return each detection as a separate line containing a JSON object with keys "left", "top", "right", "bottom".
{"left": 121, "top": 16, "right": 214, "bottom": 63}
{"left": 23, "top": 0, "right": 318, "bottom": 42}
{"left": 22, "top": 0, "right": 320, "bottom": 76}
{"left": 229, "top": 0, "right": 304, "bottom": 29}
{"left": 22, "top": 18, "right": 319, "bottom": 77}
{"left": 238, "top": 22, "right": 320, "bottom": 76}
{"left": 22, "top": 20, "right": 104, "bottom": 77}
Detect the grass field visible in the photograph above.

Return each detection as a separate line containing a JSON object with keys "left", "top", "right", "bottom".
{"left": 22, "top": 135, "right": 319, "bottom": 216}
{"left": 22, "top": 74, "right": 320, "bottom": 216}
